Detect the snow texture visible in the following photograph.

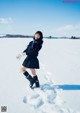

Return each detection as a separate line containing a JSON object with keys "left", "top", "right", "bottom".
{"left": 23, "top": 66, "right": 78, "bottom": 113}
{"left": 0, "top": 38, "right": 80, "bottom": 113}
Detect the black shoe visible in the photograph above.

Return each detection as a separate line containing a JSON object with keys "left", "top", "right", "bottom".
{"left": 29, "top": 79, "right": 35, "bottom": 88}
{"left": 29, "top": 76, "right": 37, "bottom": 89}
{"left": 35, "top": 81, "right": 40, "bottom": 88}
{"left": 33, "top": 76, "right": 40, "bottom": 88}
{"left": 23, "top": 72, "right": 40, "bottom": 89}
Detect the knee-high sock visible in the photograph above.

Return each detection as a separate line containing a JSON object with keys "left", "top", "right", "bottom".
{"left": 23, "top": 71, "right": 33, "bottom": 82}
{"left": 33, "top": 75, "right": 40, "bottom": 87}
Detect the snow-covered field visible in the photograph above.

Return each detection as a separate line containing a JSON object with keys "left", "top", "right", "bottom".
{"left": 0, "top": 38, "right": 80, "bottom": 113}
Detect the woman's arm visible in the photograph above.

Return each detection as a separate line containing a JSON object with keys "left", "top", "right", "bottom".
{"left": 16, "top": 52, "right": 26, "bottom": 60}
{"left": 16, "top": 42, "right": 31, "bottom": 60}
{"left": 26, "top": 44, "right": 42, "bottom": 56}
{"left": 23, "top": 41, "right": 32, "bottom": 54}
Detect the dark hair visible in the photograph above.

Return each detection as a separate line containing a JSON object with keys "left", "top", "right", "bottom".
{"left": 33, "top": 31, "right": 43, "bottom": 40}
{"left": 35, "top": 31, "right": 43, "bottom": 39}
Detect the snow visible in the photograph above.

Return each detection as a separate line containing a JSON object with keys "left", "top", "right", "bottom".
{"left": 23, "top": 82, "right": 71, "bottom": 113}
{"left": 0, "top": 38, "right": 80, "bottom": 113}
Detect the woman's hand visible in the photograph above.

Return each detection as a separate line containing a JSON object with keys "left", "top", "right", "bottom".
{"left": 16, "top": 52, "right": 26, "bottom": 60}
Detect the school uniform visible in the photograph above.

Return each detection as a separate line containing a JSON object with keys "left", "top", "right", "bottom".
{"left": 22, "top": 38, "right": 43, "bottom": 69}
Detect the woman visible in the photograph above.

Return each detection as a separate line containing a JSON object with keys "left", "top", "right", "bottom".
{"left": 17, "top": 31, "right": 43, "bottom": 89}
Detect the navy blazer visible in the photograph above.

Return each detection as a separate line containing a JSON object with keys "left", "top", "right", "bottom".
{"left": 23, "top": 39, "right": 43, "bottom": 57}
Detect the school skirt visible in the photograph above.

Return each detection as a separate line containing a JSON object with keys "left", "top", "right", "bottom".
{"left": 22, "top": 56, "right": 40, "bottom": 69}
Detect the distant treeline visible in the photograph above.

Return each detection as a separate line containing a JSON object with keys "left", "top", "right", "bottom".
{"left": 0, "top": 34, "right": 33, "bottom": 38}
{"left": 0, "top": 34, "right": 80, "bottom": 39}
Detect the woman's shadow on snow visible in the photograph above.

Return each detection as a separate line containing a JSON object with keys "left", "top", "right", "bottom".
{"left": 55, "top": 84, "right": 80, "bottom": 90}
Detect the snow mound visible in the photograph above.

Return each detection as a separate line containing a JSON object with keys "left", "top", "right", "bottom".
{"left": 23, "top": 81, "right": 76, "bottom": 113}
{"left": 22, "top": 64, "right": 78, "bottom": 113}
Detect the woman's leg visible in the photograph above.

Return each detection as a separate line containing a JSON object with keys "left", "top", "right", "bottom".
{"left": 20, "top": 66, "right": 33, "bottom": 85}
{"left": 30, "top": 69, "right": 36, "bottom": 77}
{"left": 20, "top": 66, "right": 26, "bottom": 73}
{"left": 30, "top": 69, "right": 40, "bottom": 87}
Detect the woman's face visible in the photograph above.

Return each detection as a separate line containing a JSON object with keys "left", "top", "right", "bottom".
{"left": 34, "top": 33, "right": 40, "bottom": 40}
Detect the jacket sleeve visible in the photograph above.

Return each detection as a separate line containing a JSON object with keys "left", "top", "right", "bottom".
{"left": 23, "top": 46, "right": 28, "bottom": 53}
{"left": 23, "top": 41, "right": 32, "bottom": 54}
{"left": 27, "top": 45, "right": 42, "bottom": 56}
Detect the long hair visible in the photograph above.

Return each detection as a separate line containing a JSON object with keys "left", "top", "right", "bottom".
{"left": 33, "top": 31, "right": 43, "bottom": 40}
